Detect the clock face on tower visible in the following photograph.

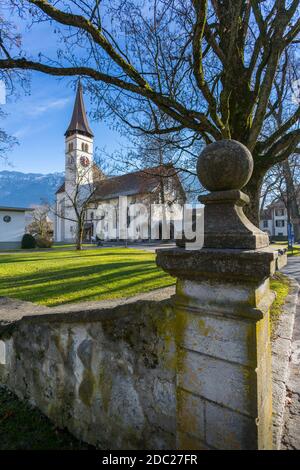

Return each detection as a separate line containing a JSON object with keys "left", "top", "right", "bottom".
{"left": 80, "top": 156, "right": 90, "bottom": 168}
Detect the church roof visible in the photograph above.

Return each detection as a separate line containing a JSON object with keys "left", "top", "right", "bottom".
{"left": 55, "top": 165, "right": 184, "bottom": 200}
{"left": 93, "top": 165, "right": 181, "bottom": 201}
{"left": 65, "top": 82, "right": 94, "bottom": 138}
{"left": 56, "top": 182, "right": 65, "bottom": 194}
{"left": 0, "top": 206, "right": 34, "bottom": 212}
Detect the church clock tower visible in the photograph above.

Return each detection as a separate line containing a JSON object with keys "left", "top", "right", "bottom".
{"left": 64, "top": 81, "right": 94, "bottom": 195}
{"left": 55, "top": 81, "right": 94, "bottom": 243}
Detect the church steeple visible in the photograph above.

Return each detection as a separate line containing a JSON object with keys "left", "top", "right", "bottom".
{"left": 65, "top": 81, "right": 94, "bottom": 138}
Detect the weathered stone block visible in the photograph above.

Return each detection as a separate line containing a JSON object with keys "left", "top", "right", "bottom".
{"left": 177, "top": 309, "right": 256, "bottom": 366}
{"left": 257, "top": 385, "right": 273, "bottom": 450}
{"left": 205, "top": 401, "right": 257, "bottom": 450}
{"left": 177, "top": 431, "right": 210, "bottom": 450}
{"left": 256, "top": 313, "right": 271, "bottom": 361}
{"left": 178, "top": 349, "right": 257, "bottom": 416}
{"left": 177, "top": 389, "right": 205, "bottom": 440}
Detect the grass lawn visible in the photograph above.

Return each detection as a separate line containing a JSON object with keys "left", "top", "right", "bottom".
{"left": 0, "top": 248, "right": 175, "bottom": 307}
{"left": 287, "top": 245, "right": 300, "bottom": 256}
{"left": 270, "top": 242, "right": 300, "bottom": 257}
{"left": 0, "top": 388, "right": 90, "bottom": 450}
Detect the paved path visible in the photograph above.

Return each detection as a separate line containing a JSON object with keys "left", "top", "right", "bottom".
{"left": 281, "top": 257, "right": 300, "bottom": 449}
{"left": 282, "top": 256, "right": 300, "bottom": 282}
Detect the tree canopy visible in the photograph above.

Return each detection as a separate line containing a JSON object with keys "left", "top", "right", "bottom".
{"left": 0, "top": 0, "right": 299, "bottom": 222}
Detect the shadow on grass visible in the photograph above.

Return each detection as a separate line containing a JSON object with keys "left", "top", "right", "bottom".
{"left": 0, "top": 259, "right": 157, "bottom": 287}
{"left": 0, "top": 259, "right": 174, "bottom": 306}
{"left": 0, "top": 248, "right": 152, "bottom": 265}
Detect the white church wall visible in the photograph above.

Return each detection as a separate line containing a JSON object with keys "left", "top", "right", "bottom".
{"left": 93, "top": 193, "right": 184, "bottom": 242}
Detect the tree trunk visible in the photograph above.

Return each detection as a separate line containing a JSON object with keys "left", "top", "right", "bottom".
{"left": 243, "top": 169, "right": 264, "bottom": 227}
{"left": 76, "top": 224, "right": 84, "bottom": 250}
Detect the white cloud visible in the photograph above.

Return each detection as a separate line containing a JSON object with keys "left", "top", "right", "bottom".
{"left": 27, "top": 97, "right": 70, "bottom": 117}
{"left": 13, "top": 125, "right": 31, "bottom": 139}
{"left": 13, "top": 122, "right": 51, "bottom": 139}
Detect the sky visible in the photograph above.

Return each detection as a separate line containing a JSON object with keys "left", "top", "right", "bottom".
{"left": 2, "top": 73, "right": 123, "bottom": 174}
{"left": 0, "top": 4, "right": 126, "bottom": 175}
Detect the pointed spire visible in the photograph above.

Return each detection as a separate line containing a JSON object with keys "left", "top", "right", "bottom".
{"left": 65, "top": 80, "right": 94, "bottom": 138}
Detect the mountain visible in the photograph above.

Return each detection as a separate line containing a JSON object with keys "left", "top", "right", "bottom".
{"left": 0, "top": 170, "right": 64, "bottom": 207}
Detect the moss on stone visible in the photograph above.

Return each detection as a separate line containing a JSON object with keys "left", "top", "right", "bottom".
{"left": 270, "top": 273, "right": 290, "bottom": 337}
{"left": 79, "top": 370, "right": 96, "bottom": 407}
{"left": 98, "top": 366, "right": 113, "bottom": 413}
{"left": 198, "top": 318, "right": 213, "bottom": 337}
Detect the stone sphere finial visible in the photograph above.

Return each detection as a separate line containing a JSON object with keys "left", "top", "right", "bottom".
{"left": 197, "top": 140, "right": 254, "bottom": 191}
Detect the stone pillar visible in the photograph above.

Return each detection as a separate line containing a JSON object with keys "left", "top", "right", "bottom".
{"left": 157, "top": 140, "right": 287, "bottom": 450}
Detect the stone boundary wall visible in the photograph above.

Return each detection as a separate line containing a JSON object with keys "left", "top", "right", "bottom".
{"left": 0, "top": 291, "right": 176, "bottom": 450}
{"left": 0, "top": 275, "right": 297, "bottom": 450}
{"left": 272, "top": 276, "right": 300, "bottom": 449}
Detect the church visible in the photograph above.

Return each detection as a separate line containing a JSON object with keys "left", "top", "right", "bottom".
{"left": 55, "top": 83, "right": 185, "bottom": 243}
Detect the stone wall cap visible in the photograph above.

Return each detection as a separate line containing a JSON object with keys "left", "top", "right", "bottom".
{"left": 0, "top": 287, "right": 175, "bottom": 338}
{"left": 157, "top": 246, "right": 285, "bottom": 258}
{"left": 156, "top": 247, "right": 287, "bottom": 282}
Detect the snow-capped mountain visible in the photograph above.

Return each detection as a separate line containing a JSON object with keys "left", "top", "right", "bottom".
{"left": 0, "top": 171, "right": 64, "bottom": 207}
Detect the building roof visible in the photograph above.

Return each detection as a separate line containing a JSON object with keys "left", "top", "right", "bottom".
{"left": 267, "top": 199, "right": 286, "bottom": 209}
{"left": 266, "top": 184, "right": 300, "bottom": 211}
{"left": 260, "top": 207, "right": 272, "bottom": 220}
{"left": 92, "top": 165, "right": 180, "bottom": 201}
{"left": 56, "top": 182, "right": 65, "bottom": 194}
{"left": 65, "top": 81, "right": 94, "bottom": 138}
{"left": 55, "top": 164, "right": 184, "bottom": 201}
{"left": 0, "top": 206, "right": 34, "bottom": 212}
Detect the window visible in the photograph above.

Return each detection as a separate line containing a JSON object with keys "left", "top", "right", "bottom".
{"left": 90, "top": 211, "right": 94, "bottom": 220}
{"left": 275, "top": 220, "right": 285, "bottom": 227}
{"left": 3, "top": 215, "right": 11, "bottom": 223}
{"left": 275, "top": 209, "right": 284, "bottom": 216}
{"left": 68, "top": 142, "right": 73, "bottom": 152}
{"left": 263, "top": 220, "right": 268, "bottom": 228}
{"left": 81, "top": 142, "right": 85, "bottom": 151}
{"left": 85, "top": 143, "right": 89, "bottom": 152}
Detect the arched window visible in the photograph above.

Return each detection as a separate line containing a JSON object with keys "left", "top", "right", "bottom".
{"left": 85, "top": 143, "right": 89, "bottom": 152}
{"left": 81, "top": 142, "right": 85, "bottom": 151}
{"left": 90, "top": 211, "right": 94, "bottom": 220}
{"left": 68, "top": 142, "right": 73, "bottom": 152}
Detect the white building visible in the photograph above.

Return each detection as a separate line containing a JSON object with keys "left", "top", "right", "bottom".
{"left": 0, "top": 206, "right": 33, "bottom": 250}
{"left": 260, "top": 202, "right": 288, "bottom": 238}
{"left": 55, "top": 83, "right": 185, "bottom": 243}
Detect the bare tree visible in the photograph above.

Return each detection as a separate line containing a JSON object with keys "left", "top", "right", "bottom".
{"left": 0, "top": 12, "right": 28, "bottom": 162}
{"left": 112, "top": 107, "right": 192, "bottom": 203}
{"left": 261, "top": 154, "right": 300, "bottom": 242}
{"left": 281, "top": 159, "right": 300, "bottom": 241}
{"left": 0, "top": 1, "right": 299, "bottom": 224}
{"left": 27, "top": 205, "right": 53, "bottom": 239}
{"left": 261, "top": 47, "right": 300, "bottom": 240}
{"left": 0, "top": 109, "right": 17, "bottom": 162}
{"left": 53, "top": 163, "right": 102, "bottom": 250}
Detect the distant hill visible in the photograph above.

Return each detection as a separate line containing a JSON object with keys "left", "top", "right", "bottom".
{"left": 0, "top": 170, "right": 64, "bottom": 207}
